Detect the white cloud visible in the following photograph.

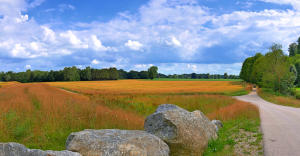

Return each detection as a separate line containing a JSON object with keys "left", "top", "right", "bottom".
{"left": 60, "top": 30, "right": 81, "bottom": 45}
{"left": 60, "top": 30, "right": 88, "bottom": 49}
{"left": 42, "top": 26, "right": 56, "bottom": 43}
{"left": 91, "top": 35, "right": 109, "bottom": 51}
{"left": 25, "top": 64, "right": 31, "bottom": 69}
{"left": 58, "top": 4, "right": 76, "bottom": 12}
{"left": 260, "top": 0, "right": 300, "bottom": 10}
{"left": 2, "top": 0, "right": 300, "bottom": 73}
{"left": 16, "top": 14, "right": 28, "bottom": 23}
{"left": 91, "top": 59, "right": 100, "bottom": 65}
{"left": 166, "top": 36, "right": 182, "bottom": 47}
{"left": 29, "top": 0, "right": 46, "bottom": 8}
{"left": 125, "top": 40, "right": 143, "bottom": 51}
{"left": 133, "top": 64, "right": 153, "bottom": 70}
{"left": 30, "top": 42, "right": 39, "bottom": 51}
{"left": 187, "top": 64, "right": 197, "bottom": 72}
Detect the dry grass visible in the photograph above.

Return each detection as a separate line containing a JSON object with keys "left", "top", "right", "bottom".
{"left": 258, "top": 88, "right": 300, "bottom": 108}
{"left": 0, "top": 80, "right": 258, "bottom": 152}
{"left": 0, "top": 83, "right": 144, "bottom": 150}
{"left": 45, "top": 80, "right": 244, "bottom": 95}
{"left": 207, "top": 100, "right": 259, "bottom": 121}
{"left": 0, "top": 81, "right": 19, "bottom": 87}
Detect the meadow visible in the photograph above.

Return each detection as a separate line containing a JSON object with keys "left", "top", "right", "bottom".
{"left": 0, "top": 80, "right": 261, "bottom": 155}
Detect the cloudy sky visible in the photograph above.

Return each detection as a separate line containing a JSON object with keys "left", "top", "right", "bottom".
{"left": 0, "top": 0, "right": 300, "bottom": 74}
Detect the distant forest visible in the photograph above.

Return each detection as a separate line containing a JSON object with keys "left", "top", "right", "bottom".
{"left": 0, "top": 66, "right": 239, "bottom": 83}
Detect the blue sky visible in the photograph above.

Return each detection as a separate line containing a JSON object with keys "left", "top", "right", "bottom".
{"left": 0, "top": 0, "right": 300, "bottom": 74}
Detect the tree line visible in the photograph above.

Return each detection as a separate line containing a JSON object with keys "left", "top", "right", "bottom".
{"left": 0, "top": 66, "right": 159, "bottom": 83}
{"left": 240, "top": 37, "right": 300, "bottom": 95}
{"left": 0, "top": 64, "right": 239, "bottom": 83}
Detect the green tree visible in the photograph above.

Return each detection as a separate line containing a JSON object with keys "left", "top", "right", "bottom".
{"left": 191, "top": 73, "right": 197, "bottom": 79}
{"left": 80, "top": 67, "right": 92, "bottom": 81}
{"left": 260, "top": 44, "right": 295, "bottom": 93}
{"left": 139, "top": 71, "right": 149, "bottom": 79}
{"left": 0, "top": 72, "right": 4, "bottom": 81}
{"left": 48, "top": 70, "right": 55, "bottom": 82}
{"left": 298, "top": 37, "right": 300, "bottom": 54}
{"left": 289, "top": 43, "right": 298, "bottom": 57}
{"left": 294, "top": 62, "right": 300, "bottom": 86}
{"left": 240, "top": 53, "right": 263, "bottom": 82}
{"left": 108, "top": 68, "right": 119, "bottom": 80}
{"left": 148, "top": 66, "right": 158, "bottom": 80}
{"left": 63, "top": 67, "right": 80, "bottom": 81}
{"left": 224, "top": 73, "right": 228, "bottom": 79}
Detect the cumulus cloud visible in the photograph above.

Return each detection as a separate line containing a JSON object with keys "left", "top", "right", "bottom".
{"left": 166, "top": 36, "right": 182, "bottom": 47}
{"left": 260, "top": 0, "right": 300, "bottom": 10}
{"left": 41, "top": 26, "right": 56, "bottom": 43}
{"left": 125, "top": 40, "right": 143, "bottom": 51}
{"left": 25, "top": 64, "right": 31, "bottom": 69}
{"left": 90, "top": 35, "right": 115, "bottom": 51}
{"left": 91, "top": 59, "right": 100, "bottom": 65}
{"left": 1, "top": 0, "right": 300, "bottom": 74}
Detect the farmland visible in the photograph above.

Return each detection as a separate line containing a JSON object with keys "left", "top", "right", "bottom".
{"left": 45, "top": 80, "right": 246, "bottom": 95}
{"left": 0, "top": 80, "right": 261, "bottom": 155}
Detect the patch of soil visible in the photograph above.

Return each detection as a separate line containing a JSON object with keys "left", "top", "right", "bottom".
{"left": 232, "top": 129, "right": 263, "bottom": 156}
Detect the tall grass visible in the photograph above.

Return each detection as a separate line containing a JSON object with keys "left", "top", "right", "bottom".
{"left": 258, "top": 88, "right": 300, "bottom": 108}
{"left": 0, "top": 83, "right": 144, "bottom": 150}
{"left": 0, "top": 80, "right": 258, "bottom": 153}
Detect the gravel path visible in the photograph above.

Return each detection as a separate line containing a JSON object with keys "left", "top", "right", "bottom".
{"left": 235, "top": 90, "right": 300, "bottom": 156}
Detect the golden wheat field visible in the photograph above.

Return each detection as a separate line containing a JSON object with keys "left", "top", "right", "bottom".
{"left": 45, "top": 80, "right": 245, "bottom": 94}
{"left": 0, "top": 80, "right": 258, "bottom": 152}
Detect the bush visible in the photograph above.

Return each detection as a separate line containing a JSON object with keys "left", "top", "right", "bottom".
{"left": 295, "top": 92, "right": 300, "bottom": 99}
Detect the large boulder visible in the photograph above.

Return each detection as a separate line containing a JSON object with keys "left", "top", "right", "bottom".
{"left": 144, "top": 104, "right": 217, "bottom": 155}
{"left": 0, "top": 142, "right": 81, "bottom": 156}
{"left": 66, "top": 129, "right": 169, "bottom": 156}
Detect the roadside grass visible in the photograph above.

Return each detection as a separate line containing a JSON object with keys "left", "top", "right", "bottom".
{"left": 258, "top": 88, "right": 300, "bottom": 108}
{"left": 205, "top": 100, "right": 262, "bottom": 156}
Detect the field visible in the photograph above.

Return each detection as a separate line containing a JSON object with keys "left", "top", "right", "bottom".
{"left": 45, "top": 80, "right": 246, "bottom": 95}
{"left": 0, "top": 80, "right": 261, "bottom": 155}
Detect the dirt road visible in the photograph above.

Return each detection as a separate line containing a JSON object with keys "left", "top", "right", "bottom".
{"left": 235, "top": 90, "right": 300, "bottom": 156}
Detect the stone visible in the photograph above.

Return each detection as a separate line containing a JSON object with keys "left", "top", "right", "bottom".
{"left": 0, "top": 142, "right": 81, "bottom": 156}
{"left": 144, "top": 104, "right": 217, "bottom": 155}
{"left": 66, "top": 129, "right": 169, "bottom": 156}
{"left": 212, "top": 120, "right": 223, "bottom": 132}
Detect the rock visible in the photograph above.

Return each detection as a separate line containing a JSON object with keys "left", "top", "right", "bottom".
{"left": 212, "top": 120, "right": 223, "bottom": 132}
{"left": 144, "top": 104, "right": 217, "bottom": 155}
{"left": 0, "top": 142, "right": 81, "bottom": 156}
{"left": 66, "top": 129, "right": 169, "bottom": 156}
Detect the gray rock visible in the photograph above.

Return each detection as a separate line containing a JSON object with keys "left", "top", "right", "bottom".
{"left": 144, "top": 104, "right": 217, "bottom": 155}
{"left": 0, "top": 142, "right": 81, "bottom": 156}
{"left": 66, "top": 129, "right": 169, "bottom": 156}
{"left": 212, "top": 120, "right": 223, "bottom": 132}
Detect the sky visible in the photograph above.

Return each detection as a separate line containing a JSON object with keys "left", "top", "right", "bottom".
{"left": 0, "top": 0, "right": 300, "bottom": 75}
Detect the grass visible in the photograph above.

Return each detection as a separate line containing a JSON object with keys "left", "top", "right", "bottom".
{"left": 0, "top": 80, "right": 260, "bottom": 155}
{"left": 258, "top": 88, "right": 300, "bottom": 108}
{"left": 204, "top": 119, "right": 261, "bottom": 156}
